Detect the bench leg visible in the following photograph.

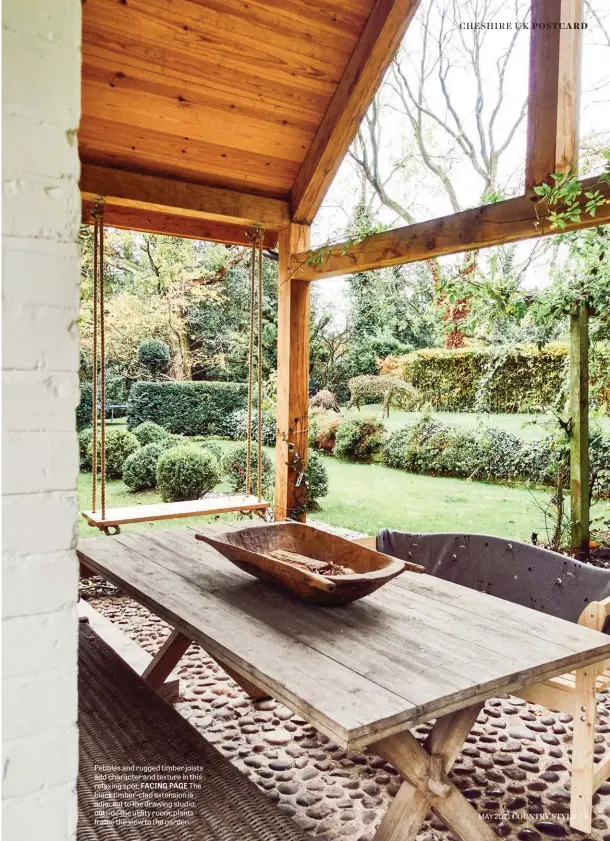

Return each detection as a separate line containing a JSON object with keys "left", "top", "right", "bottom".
{"left": 143, "top": 629, "right": 191, "bottom": 691}
{"left": 372, "top": 703, "right": 497, "bottom": 841}
{"left": 570, "top": 663, "right": 597, "bottom": 833}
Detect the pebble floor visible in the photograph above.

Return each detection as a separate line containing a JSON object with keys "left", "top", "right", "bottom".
{"left": 83, "top": 585, "right": 610, "bottom": 841}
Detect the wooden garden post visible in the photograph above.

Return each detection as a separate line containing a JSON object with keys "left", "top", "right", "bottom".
{"left": 570, "top": 301, "right": 589, "bottom": 553}
{"left": 275, "top": 224, "right": 311, "bottom": 521}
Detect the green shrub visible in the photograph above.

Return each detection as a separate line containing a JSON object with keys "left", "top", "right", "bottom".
{"left": 199, "top": 440, "right": 224, "bottom": 461}
{"left": 132, "top": 421, "right": 171, "bottom": 447}
{"left": 123, "top": 442, "right": 168, "bottom": 491}
{"left": 106, "top": 373, "right": 127, "bottom": 404}
{"left": 380, "top": 413, "right": 610, "bottom": 496}
{"left": 138, "top": 339, "right": 170, "bottom": 377}
{"left": 221, "top": 443, "right": 274, "bottom": 495}
{"left": 156, "top": 446, "right": 220, "bottom": 502}
{"left": 76, "top": 382, "right": 93, "bottom": 431}
{"left": 303, "top": 449, "right": 329, "bottom": 510}
{"left": 127, "top": 381, "right": 248, "bottom": 435}
{"left": 311, "top": 416, "right": 341, "bottom": 454}
{"left": 87, "top": 428, "right": 140, "bottom": 479}
{"left": 380, "top": 344, "right": 595, "bottom": 413}
{"left": 334, "top": 417, "right": 386, "bottom": 462}
{"left": 224, "top": 408, "right": 277, "bottom": 446}
{"left": 382, "top": 425, "right": 412, "bottom": 469}
{"left": 78, "top": 427, "right": 94, "bottom": 470}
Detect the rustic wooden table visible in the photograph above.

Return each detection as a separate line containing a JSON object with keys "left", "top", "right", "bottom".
{"left": 78, "top": 523, "right": 610, "bottom": 841}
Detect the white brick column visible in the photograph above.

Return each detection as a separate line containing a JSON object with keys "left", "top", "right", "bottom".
{"left": 2, "top": 1, "right": 82, "bottom": 838}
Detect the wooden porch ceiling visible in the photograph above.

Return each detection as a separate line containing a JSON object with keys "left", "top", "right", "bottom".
{"left": 80, "top": 0, "right": 420, "bottom": 242}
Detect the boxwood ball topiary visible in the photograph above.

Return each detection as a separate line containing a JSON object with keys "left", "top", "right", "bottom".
{"left": 156, "top": 446, "right": 220, "bottom": 503}
{"left": 221, "top": 443, "right": 274, "bottom": 494}
{"left": 87, "top": 428, "right": 140, "bottom": 479}
{"left": 123, "top": 442, "right": 168, "bottom": 492}
{"left": 137, "top": 338, "right": 170, "bottom": 376}
{"left": 132, "top": 420, "right": 171, "bottom": 447}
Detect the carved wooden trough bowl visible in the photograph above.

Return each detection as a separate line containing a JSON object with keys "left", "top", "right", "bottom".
{"left": 195, "top": 522, "right": 424, "bottom": 606}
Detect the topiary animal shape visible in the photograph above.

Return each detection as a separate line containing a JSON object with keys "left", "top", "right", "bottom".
{"left": 347, "top": 375, "right": 419, "bottom": 418}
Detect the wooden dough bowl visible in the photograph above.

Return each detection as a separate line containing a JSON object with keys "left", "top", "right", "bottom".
{"left": 195, "top": 522, "right": 424, "bottom": 606}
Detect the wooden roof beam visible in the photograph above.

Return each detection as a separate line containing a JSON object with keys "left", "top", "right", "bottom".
{"left": 291, "top": 175, "right": 610, "bottom": 280}
{"left": 290, "top": 0, "right": 421, "bottom": 225}
{"left": 80, "top": 200, "right": 279, "bottom": 248}
{"left": 80, "top": 164, "right": 291, "bottom": 230}
{"left": 525, "top": 0, "right": 584, "bottom": 187}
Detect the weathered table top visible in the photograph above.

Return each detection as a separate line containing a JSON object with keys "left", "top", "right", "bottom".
{"left": 78, "top": 523, "right": 610, "bottom": 750}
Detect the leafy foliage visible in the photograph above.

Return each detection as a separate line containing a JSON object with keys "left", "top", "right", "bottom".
{"left": 303, "top": 449, "right": 329, "bottom": 510}
{"left": 382, "top": 344, "right": 591, "bottom": 413}
{"left": 221, "top": 443, "right": 274, "bottom": 495}
{"left": 87, "top": 428, "right": 140, "bottom": 480}
{"left": 138, "top": 339, "right": 170, "bottom": 377}
{"left": 127, "top": 381, "right": 248, "bottom": 435}
{"left": 382, "top": 415, "right": 610, "bottom": 497}
{"left": 156, "top": 446, "right": 220, "bottom": 502}
{"left": 123, "top": 442, "right": 172, "bottom": 492}
{"left": 78, "top": 427, "right": 94, "bottom": 470}
{"left": 223, "top": 408, "right": 277, "bottom": 447}
{"left": 309, "top": 414, "right": 341, "bottom": 454}
{"left": 132, "top": 421, "right": 172, "bottom": 447}
{"left": 334, "top": 417, "right": 386, "bottom": 463}
{"left": 77, "top": 382, "right": 93, "bottom": 431}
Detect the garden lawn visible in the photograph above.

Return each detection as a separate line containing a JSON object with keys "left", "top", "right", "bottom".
{"left": 78, "top": 437, "right": 610, "bottom": 542}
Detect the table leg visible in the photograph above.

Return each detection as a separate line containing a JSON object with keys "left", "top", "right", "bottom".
{"left": 570, "top": 663, "right": 597, "bottom": 832}
{"left": 372, "top": 703, "right": 497, "bottom": 841}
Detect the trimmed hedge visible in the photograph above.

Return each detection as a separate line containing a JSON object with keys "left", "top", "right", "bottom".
{"left": 127, "top": 381, "right": 248, "bottom": 436}
{"left": 380, "top": 344, "right": 577, "bottom": 413}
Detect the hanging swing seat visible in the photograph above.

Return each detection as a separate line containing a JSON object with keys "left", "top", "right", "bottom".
{"left": 82, "top": 204, "right": 270, "bottom": 536}
{"left": 82, "top": 494, "right": 269, "bottom": 534}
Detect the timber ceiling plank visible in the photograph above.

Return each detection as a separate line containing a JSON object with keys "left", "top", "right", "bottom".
{"left": 80, "top": 0, "right": 380, "bottom": 204}
{"left": 78, "top": 117, "right": 300, "bottom": 197}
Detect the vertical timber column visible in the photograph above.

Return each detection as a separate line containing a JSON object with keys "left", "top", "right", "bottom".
{"left": 525, "top": 0, "right": 583, "bottom": 188}
{"left": 570, "top": 302, "right": 589, "bottom": 553}
{"left": 275, "top": 224, "right": 311, "bottom": 521}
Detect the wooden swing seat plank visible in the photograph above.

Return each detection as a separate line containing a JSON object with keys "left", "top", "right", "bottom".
{"left": 82, "top": 495, "right": 268, "bottom": 529}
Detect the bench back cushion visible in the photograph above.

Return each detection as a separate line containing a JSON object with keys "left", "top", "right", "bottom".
{"left": 377, "top": 530, "right": 610, "bottom": 625}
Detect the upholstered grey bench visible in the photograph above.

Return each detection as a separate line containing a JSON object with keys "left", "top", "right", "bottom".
{"left": 77, "top": 622, "right": 313, "bottom": 841}
{"left": 377, "top": 530, "right": 610, "bottom": 624}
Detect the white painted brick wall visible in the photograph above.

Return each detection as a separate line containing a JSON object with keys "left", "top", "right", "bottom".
{"left": 2, "top": 0, "right": 82, "bottom": 838}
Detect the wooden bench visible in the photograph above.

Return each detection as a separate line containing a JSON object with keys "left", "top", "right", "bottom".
{"left": 77, "top": 621, "right": 313, "bottom": 841}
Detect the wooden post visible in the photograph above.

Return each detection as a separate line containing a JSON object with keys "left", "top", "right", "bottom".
{"left": 525, "top": 0, "right": 583, "bottom": 188}
{"left": 570, "top": 301, "right": 589, "bottom": 553}
{"left": 275, "top": 224, "right": 311, "bottom": 521}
